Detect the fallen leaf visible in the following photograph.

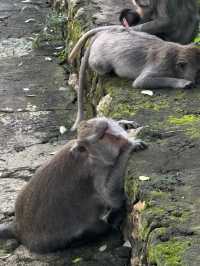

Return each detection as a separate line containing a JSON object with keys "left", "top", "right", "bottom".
{"left": 45, "top": 57, "right": 52, "bottom": 61}
{"left": 139, "top": 176, "right": 150, "bottom": 181}
{"left": 59, "top": 126, "right": 67, "bottom": 135}
{"left": 55, "top": 46, "right": 64, "bottom": 50}
{"left": 26, "top": 94, "right": 36, "bottom": 97}
{"left": 99, "top": 244, "right": 107, "bottom": 252}
{"left": 123, "top": 240, "right": 131, "bottom": 248}
{"left": 50, "top": 152, "right": 57, "bottom": 155}
{"left": 25, "top": 18, "right": 36, "bottom": 23}
{"left": 72, "top": 257, "right": 83, "bottom": 264}
{"left": 141, "top": 90, "right": 154, "bottom": 96}
{"left": 134, "top": 201, "right": 146, "bottom": 212}
{"left": 59, "top": 87, "right": 68, "bottom": 91}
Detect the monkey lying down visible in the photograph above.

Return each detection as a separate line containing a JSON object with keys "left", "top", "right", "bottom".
{"left": 0, "top": 118, "right": 147, "bottom": 253}
{"left": 69, "top": 28, "right": 200, "bottom": 130}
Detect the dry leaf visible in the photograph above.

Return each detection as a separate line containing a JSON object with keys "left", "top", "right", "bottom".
{"left": 134, "top": 201, "right": 145, "bottom": 212}
{"left": 72, "top": 257, "right": 82, "bottom": 264}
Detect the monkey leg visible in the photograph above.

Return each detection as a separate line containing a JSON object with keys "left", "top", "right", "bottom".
{"left": 103, "top": 139, "right": 147, "bottom": 206}
{"left": 103, "top": 145, "right": 136, "bottom": 210}
{"left": 133, "top": 75, "right": 194, "bottom": 89}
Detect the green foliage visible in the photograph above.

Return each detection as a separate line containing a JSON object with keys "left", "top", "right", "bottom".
{"left": 32, "top": 11, "right": 67, "bottom": 48}
{"left": 148, "top": 239, "right": 190, "bottom": 266}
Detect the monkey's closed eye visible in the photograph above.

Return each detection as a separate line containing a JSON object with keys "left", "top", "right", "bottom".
{"left": 177, "top": 62, "right": 187, "bottom": 70}
{"left": 77, "top": 145, "right": 87, "bottom": 153}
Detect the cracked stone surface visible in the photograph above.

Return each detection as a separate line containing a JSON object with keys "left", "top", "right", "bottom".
{"left": 0, "top": 0, "right": 131, "bottom": 265}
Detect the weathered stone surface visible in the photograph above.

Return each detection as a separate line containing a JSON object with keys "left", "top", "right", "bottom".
{"left": 68, "top": 0, "right": 200, "bottom": 265}
{"left": 0, "top": 0, "right": 131, "bottom": 265}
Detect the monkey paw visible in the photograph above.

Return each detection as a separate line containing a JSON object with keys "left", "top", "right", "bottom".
{"left": 131, "top": 139, "right": 148, "bottom": 152}
{"left": 177, "top": 80, "right": 194, "bottom": 89}
{"left": 118, "top": 120, "right": 140, "bottom": 130}
{"left": 183, "top": 81, "right": 194, "bottom": 90}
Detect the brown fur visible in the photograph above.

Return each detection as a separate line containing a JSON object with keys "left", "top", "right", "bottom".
{"left": 0, "top": 118, "right": 147, "bottom": 253}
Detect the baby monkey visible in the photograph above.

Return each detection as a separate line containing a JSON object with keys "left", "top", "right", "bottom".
{"left": 119, "top": 8, "right": 141, "bottom": 28}
{"left": 0, "top": 118, "right": 147, "bottom": 253}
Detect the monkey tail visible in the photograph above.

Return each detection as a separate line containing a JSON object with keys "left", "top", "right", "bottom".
{"left": 68, "top": 25, "right": 123, "bottom": 63}
{"left": 71, "top": 43, "right": 92, "bottom": 131}
{"left": 0, "top": 222, "right": 16, "bottom": 239}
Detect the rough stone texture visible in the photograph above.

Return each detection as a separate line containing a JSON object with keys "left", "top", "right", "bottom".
{"left": 68, "top": 0, "right": 200, "bottom": 265}
{"left": 0, "top": 0, "right": 131, "bottom": 265}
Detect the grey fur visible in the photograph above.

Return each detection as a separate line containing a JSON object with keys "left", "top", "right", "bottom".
{"left": 131, "top": 0, "right": 199, "bottom": 44}
{"left": 71, "top": 30, "right": 200, "bottom": 129}
{"left": 69, "top": 0, "right": 199, "bottom": 63}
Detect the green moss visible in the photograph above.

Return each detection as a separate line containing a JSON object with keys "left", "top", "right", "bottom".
{"left": 146, "top": 206, "right": 165, "bottom": 216}
{"left": 148, "top": 239, "right": 190, "bottom": 266}
{"left": 102, "top": 77, "right": 170, "bottom": 120}
{"left": 185, "top": 127, "right": 200, "bottom": 139}
{"left": 68, "top": 18, "right": 82, "bottom": 47}
{"left": 32, "top": 11, "right": 67, "bottom": 48}
{"left": 125, "top": 177, "right": 140, "bottom": 201}
{"left": 142, "top": 101, "right": 169, "bottom": 111}
{"left": 168, "top": 115, "right": 200, "bottom": 126}
{"left": 150, "top": 191, "right": 169, "bottom": 200}
{"left": 167, "top": 115, "right": 200, "bottom": 139}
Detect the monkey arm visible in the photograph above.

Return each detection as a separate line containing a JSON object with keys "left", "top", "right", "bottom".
{"left": 102, "top": 147, "right": 133, "bottom": 210}
{"left": 133, "top": 18, "right": 170, "bottom": 35}
{"left": 103, "top": 139, "right": 146, "bottom": 209}
{"left": 133, "top": 75, "right": 193, "bottom": 89}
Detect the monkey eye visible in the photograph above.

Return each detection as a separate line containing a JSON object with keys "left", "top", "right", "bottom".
{"left": 77, "top": 145, "right": 87, "bottom": 153}
{"left": 177, "top": 62, "right": 187, "bottom": 70}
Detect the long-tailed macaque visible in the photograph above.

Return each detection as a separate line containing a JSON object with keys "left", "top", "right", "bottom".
{"left": 119, "top": 0, "right": 199, "bottom": 44}
{"left": 0, "top": 118, "right": 147, "bottom": 253}
{"left": 69, "top": 28, "right": 200, "bottom": 130}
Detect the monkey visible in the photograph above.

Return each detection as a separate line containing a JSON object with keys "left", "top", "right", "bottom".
{"left": 119, "top": 8, "right": 141, "bottom": 28}
{"left": 69, "top": 29, "right": 200, "bottom": 130}
{"left": 69, "top": 0, "right": 198, "bottom": 63}
{"left": 128, "top": 0, "right": 199, "bottom": 44}
{"left": 0, "top": 117, "right": 147, "bottom": 253}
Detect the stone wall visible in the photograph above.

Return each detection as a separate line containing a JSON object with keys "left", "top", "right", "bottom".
{"left": 52, "top": 0, "right": 200, "bottom": 265}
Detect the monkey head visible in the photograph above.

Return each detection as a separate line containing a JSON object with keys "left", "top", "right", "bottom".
{"left": 175, "top": 46, "right": 200, "bottom": 84}
{"left": 119, "top": 9, "right": 141, "bottom": 27}
{"left": 77, "top": 118, "right": 131, "bottom": 162}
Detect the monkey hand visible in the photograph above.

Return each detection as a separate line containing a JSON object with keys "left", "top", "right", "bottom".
{"left": 176, "top": 80, "right": 194, "bottom": 89}
{"left": 129, "top": 139, "right": 148, "bottom": 152}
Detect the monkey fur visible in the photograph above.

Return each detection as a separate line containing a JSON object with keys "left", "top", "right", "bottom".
{"left": 0, "top": 118, "right": 147, "bottom": 253}
{"left": 70, "top": 29, "right": 200, "bottom": 130}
